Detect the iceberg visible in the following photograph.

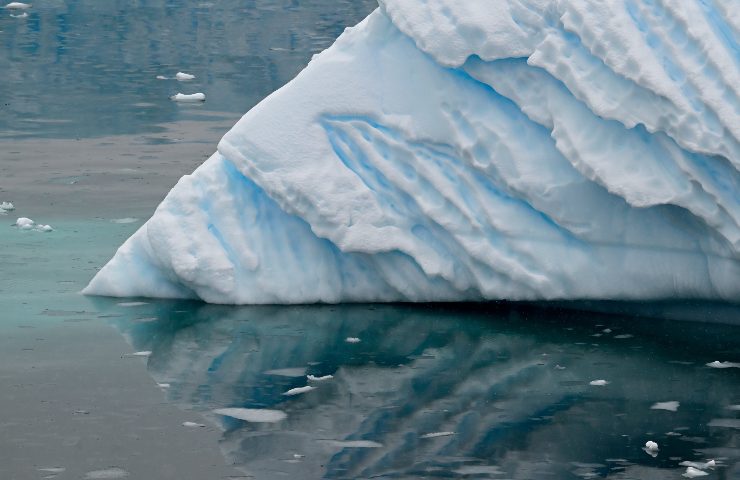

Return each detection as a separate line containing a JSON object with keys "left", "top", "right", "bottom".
{"left": 85, "top": 0, "right": 740, "bottom": 304}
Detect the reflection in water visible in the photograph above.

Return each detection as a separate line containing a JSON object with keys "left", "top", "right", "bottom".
{"left": 107, "top": 302, "right": 740, "bottom": 479}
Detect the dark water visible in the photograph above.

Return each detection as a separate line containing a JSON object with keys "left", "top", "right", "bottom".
{"left": 1, "top": 1, "right": 739, "bottom": 479}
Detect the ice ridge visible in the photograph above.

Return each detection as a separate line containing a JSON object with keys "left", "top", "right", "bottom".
{"left": 85, "top": 0, "right": 740, "bottom": 303}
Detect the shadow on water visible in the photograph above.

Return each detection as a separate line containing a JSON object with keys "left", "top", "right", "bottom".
{"left": 92, "top": 299, "right": 740, "bottom": 479}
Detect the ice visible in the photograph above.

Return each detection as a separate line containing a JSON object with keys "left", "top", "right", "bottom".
{"left": 175, "top": 72, "right": 195, "bottom": 81}
{"left": 589, "top": 380, "right": 608, "bottom": 386}
{"left": 83, "top": 467, "right": 129, "bottom": 479}
{"left": 10, "top": 11, "right": 27, "bottom": 18}
{"left": 213, "top": 407, "right": 287, "bottom": 423}
{"left": 283, "top": 385, "right": 315, "bottom": 396}
{"left": 5, "top": 2, "right": 30, "bottom": 9}
{"left": 320, "top": 440, "right": 383, "bottom": 448}
{"left": 126, "top": 350, "right": 152, "bottom": 357}
{"left": 706, "top": 361, "right": 740, "bottom": 368}
{"left": 307, "top": 374, "right": 333, "bottom": 382}
{"left": 680, "top": 460, "right": 716, "bottom": 470}
{"left": 170, "top": 92, "right": 205, "bottom": 102}
{"left": 683, "top": 466, "right": 709, "bottom": 478}
{"left": 651, "top": 401, "right": 680, "bottom": 412}
{"left": 111, "top": 218, "right": 138, "bottom": 224}
{"left": 84, "top": 1, "right": 740, "bottom": 305}
{"left": 264, "top": 367, "right": 307, "bottom": 377}
{"left": 420, "top": 431, "right": 455, "bottom": 438}
{"left": 37, "top": 468, "right": 66, "bottom": 474}
{"left": 182, "top": 421, "right": 205, "bottom": 427}
{"left": 0, "top": 201, "right": 14, "bottom": 213}
{"left": 345, "top": 337, "right": 361, "bottom": 344}
{"left": 116, "top": 301, "right": 148, "bottom": 307}
{"left": 13, "top": 217, "right": 53, "bottom": 232}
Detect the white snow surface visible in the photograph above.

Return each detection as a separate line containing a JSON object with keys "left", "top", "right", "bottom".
{"left": 85, "top": 0, "right": 740, "bottom": 304}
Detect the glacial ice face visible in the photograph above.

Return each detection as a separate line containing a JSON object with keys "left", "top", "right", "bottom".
{"left": 85, "top": 1, "right": 740, "bottom": 304}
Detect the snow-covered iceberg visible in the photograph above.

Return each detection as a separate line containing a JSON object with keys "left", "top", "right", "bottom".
{"left": 85, "top": 0, "right": 740, "bottom": 304}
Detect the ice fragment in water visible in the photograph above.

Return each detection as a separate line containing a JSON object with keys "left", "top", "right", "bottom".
{"left": 420, "top": 431, "right": 455, "bottom": 438}
{"left": 283, "top": 385, "right": 315, "bottom": 396}
{"left": 307, "top": 374, "right": 333, "bottom": 382}
{"left": 182, "top": 421, "right": 205, "bottom": 427}
{"left": 84, "top": 467, "right": 129, "bottom": 479}
{"left": 111, "top": 218, "right": 138, "bottom": 224}
{"left": 589, "top": 379, "right": 608, "bottom": 386}
{"left": 10, "top": 11, "right": 27, "bottom": 17}
{"left": 651, "top": 401, "right": 679, "bottom": 412}
{"left": 643, "top": 440, "right": 659, "bottom": 457}
{"left": 345, "top": 337, "right": 361, "bottom": 344}
{"left": 320, "top": 440, "right": 383, "bottom": 448}
{"left": 680, "top": 460, "right": 716, "bottom": 470}
{"left": 170, "top": 92, "right": 205, "bottom": 102}
{"left": 37, "top": 468, "right": 66, "bottom": 474}
{"left": 5, "top": 2, "right": 30, "bottom": 9}
{"left": 116, "top": 302, "right": 148, "bottom": 307}
{"left": 175, "top": 72, "right": 195, "bottom": 81}
{"left": 264, "top": 367, "right": 306, "bottom": 377}
{"left": 683, "top": 466, "right": 709, "bottom": 478}
{"left": 706, "top": 361, "right": 740, "bottom": 368}
{"left": 213, "top": 408, "right": 287, "bottom": 423}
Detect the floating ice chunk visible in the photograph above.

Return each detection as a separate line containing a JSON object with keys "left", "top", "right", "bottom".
{"left": 124, "top": 351, "right": 152, "bottom": 357}
{"left": 680, "top": 460, "right": 716, "bottom": 470}
{"left": 307, "top": 374, "right": 333, "bottom": 382}
{"left": 728, "top": 405, "right": 740, "bottom": 411}
{"left": 0, "top": 201, "right": 14, "bottom": 211}
{"left": 182, "top": 421, "right": 205, "bottom": 427}
{"left": 157, "top": 382, "right": 170, "bottom": 388}
{"left": 651, "top": 401, "right": 680, "bottom": 412}
{"left": 453, "top": 466, "right": 504, "bottom": 475}
{"left": 420, "top": 431, "right": 455, "bottom": 438}
{"left": 38, "top": 467, "right": 66, "bottom": 474}
{"left": 589, "top": 379, "right": 608, "bottom": 386}
{"left": 170, "top": 92, "right": 205, "bottom": 102}
{"left": 283, "top": 385, "right": 315, "bottom": 396}
{"left": 643, "top": 440, "right": 659, "bottom": 457}
{"left": 84, "top": 467, "right": 129, "bottom": 479}
{"left": 264, "top": 367, "right": 306, "bottom": 377}
{"left": 707, "top": 418, "right": 740, "bottom": 428}
{"left": 36, "top": 224, "right": 53, "bottom": 232}
{"left": 10, "top": 11, "right": 27, "bottom": 18}
{"left": 345, "top": 337, "right": 361, "bottom": 344}
{"left": 5, "top": 2, "right": 30, "bottom": 9}
{"left": 111, "top": 218, "right": 138, "bottom": 224}
{"left": 116, "top": 301, "right": 148, "bottom": 307}
{"left": 320, "top": 440, "right": 383, "bottom": 448}
{"left": 213, "top": 407, "right": 287, "bottom": 423}
{"left": 156, "top": 75, "right": 168, "bottom": 80}
{"left": 706, "top": 361, "right": 740, "bottom": 368}
{"left": 683, "top": 466, "right": 709, "bottom": 478}
{"left": 614, "top": 334, "right": 634, "bottom": 339}
{"left": 555, "top": 365, "right": 566, "bottom": 370}
{"left": 175, "top": 72, "right": 195, "bottom": 81}
{"left": 15, "top": 217, "right": 34, "bottom": 229}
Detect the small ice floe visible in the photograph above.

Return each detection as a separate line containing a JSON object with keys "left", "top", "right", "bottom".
{"left": 589, "top": 379, "right": 609, "bottom": 386}
{"left": 453, "top": 466, "right": 504, "bottom": 476}
{"left": 111, "top": 217, "right": 138, "bottom": 224}
{"left": 555, "top": 364, "right": 566, "bottom": 370}
{"left": 683, "top": 466, "right": 709, "bottom": 478}
{"left": 264, "top": 367, "right": 306, "bottom": 377}
{"left": 679, "top": 460, "right": 716, "bottom": 470}
{"left": 420, "top": 431, "right": 455, "bottom": 439}
{"left": 213, "top": 407, "right": 287, "bottom": 423}
{"left": 614, "top": 334, "right": 634, "bottom": 339}
{"left": 116, "top": 301, "right": 148, "bottom": 307}
{"left": 123, "top": 351, "right": 151, "bottom": 358}
{"left": 307, "top": 374, "right": 333, "bottom": 382}
{"left": 156, "top": 382, "right": 170, "bottom": 388}
{"left": 643, "top": 440, "right": 659, "bottom": 457}
{"left": 84, "top": 467, "right": 129, "bottom": 479}
{"left": 320, "top": 440, "right": 383, "bottom": 448}
{"left": 37, "top": 467, "right": 66, "bottom": 474}
{"left": 727, "top": 405, "right": 740, "bottom": 411}
{"left": 0, "top": 201, "right": 14, "bottom": 214}
{"left": 345, "top": 337, "right": 361, "bottom": 344}
{"left": 170, "top": 92, "right": 205, "bottom": 102}
{"left": 283, "top": 385, "right": 315, "bottom": 396}
{"left": 651, "top": 401, "right": 680, "bottom": 412}
{"left": 5, "top": 2, "right": 31, "bottom": 9}
{"left": 13, "top": 217, "right": 52, "bottom": 232}
{"left": 175, "top": 72, "right": 195, "bottom": 81}
{"left": 182, "top": 421, "right": 205, "bottom": 428}
{"left": 707, "top": 418, "right": 740, "bottom": 428}
{"left": 156, "top": 75, "right": 168, "bottom": 80}
{"left": 10, "top": 11, "right": 27, "bottom": 17}
{"left": 706, "top": 360, "right": 740, "bottom": 368}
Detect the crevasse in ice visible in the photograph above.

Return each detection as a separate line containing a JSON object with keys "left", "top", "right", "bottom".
{"left": 85, "top": 0, "right": 740, "bottom": 304}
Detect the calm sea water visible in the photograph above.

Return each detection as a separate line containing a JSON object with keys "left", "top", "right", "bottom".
{"left": 1, "top": 1, "right": 739, "bottom": 479}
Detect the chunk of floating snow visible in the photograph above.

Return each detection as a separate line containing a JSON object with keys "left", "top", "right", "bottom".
{"left": 83, "top": 467, "right": 129, "bottom": 479}
{"left": 307, "top": 374, "right": 333, "bottom": 382}
{"left": 38, "top": 467, "right": 66, "bottom": 474}
{"left": 589, "top": 379, "right": 608, "bottom": 386}
{"left": 345, "top": 337, "right": 361, "bottom": 344}
{"left": 170, "top": 92, "right": 205, "bottom": 102}
{"left": 213, "top": 407, "right": 287, "bottom": 423}
{"left": 283, "top": 385, "right": 315, "bottom": 396}
{"left": 0, "top": 201, "right": 14, "bottom": 211}
{"left": 680, "top": 460, "right": 716, "bottom": 470}
{"left": 420, "top": 431, "right": 455, "bottom": 438}
{"left": 320, "top": 440, "right": 383, "bottom": 448}
{"left": 5, "top": 2, "right": 29, "bottom": 8}
{"left": 10, "top": 11, "right": 27, "bottom": 17}
{"left": 706, "top": 361, "right": 740, "bottom": 368}
{"left": 36, "top": 224, "right": 53, "bottom": 232}
{"left": 182, "top": 421, "right": 205, "bottom": 428}
{"left": 645, "top": 441, "right": 659, "bottom": 451}
{"left": 157, "top": 382, "right": 170, "bottom": 388}
{"left": 707, "top": 418, "right": 740, "bottom": 428}
{"left": 683, "top": 466, "right": 709, "bottom": 478}
{"left": 728, "top": 405, "right": 740, "bottom": 411}
{"left": 128, "top": 351, "right": 152, "bottom": 357}
{"left": 175, "top": 72, "right": 195, "bottom": 81}
{"left": 651, "top": 401, "right": 680, "bottom": 412}
{"left": 15, "top": 217, "right": 34, "bottom": 229}
{"left": 111, "top": 218, "right": 138, "bottom": 224}
{"left": 116, "top": 301, "right": 148, "bottom": 307}
{"left": 156, "top": 75, "right": 168, "bottom": 80}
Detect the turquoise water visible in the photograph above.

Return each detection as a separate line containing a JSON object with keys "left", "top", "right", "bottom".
{"left": 1, "top": 1, "right": 739, "bottom": 479}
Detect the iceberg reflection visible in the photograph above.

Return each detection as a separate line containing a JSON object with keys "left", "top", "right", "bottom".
{"left": 109, "top": 302, "right": 740, "bottom": 479}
